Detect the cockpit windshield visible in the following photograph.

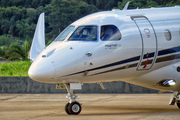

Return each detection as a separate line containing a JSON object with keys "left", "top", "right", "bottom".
{"left": 54, "top": 26, "right": 74, "bottom": 41}
{"left": 68, "top": 25, "right": 97, "bottom": 41}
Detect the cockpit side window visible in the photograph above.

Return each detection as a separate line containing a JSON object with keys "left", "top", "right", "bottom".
{"left": 68, "top": 26, "right": 97, "bottom": 41}
{"left": 101, "top": 25, "right": 121, "bottom": 41}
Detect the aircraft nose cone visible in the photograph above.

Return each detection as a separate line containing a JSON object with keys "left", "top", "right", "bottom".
{"left": 28, "top": 60, "right": 55, "bottom": 82}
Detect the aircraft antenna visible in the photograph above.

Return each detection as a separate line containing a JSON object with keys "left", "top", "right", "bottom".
{"left": 123, "top": 1, "right": 131, "bottom": 10}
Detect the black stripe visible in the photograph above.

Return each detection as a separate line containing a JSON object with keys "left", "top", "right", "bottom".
{"left": 158, "top": 46, "right": 180, "bottom": 56}
{"left": 61, "top": 56, "right": 140, "bottom": 77}
{"left": 143, "top": 52, "right": 155, "bottom": 59}
{"left": 156, "top": 55, "right": 176, "bottom": 63}
{"left": 89, "top": 63, "right": 138, "bottom": 76}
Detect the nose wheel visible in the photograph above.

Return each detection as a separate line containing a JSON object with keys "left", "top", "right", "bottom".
{"left": 65, "top": 102, "right": 82, "bottom": 115}
{"left": 64, "top": 83, "right": 82, "bottom": 115}
{"left": 177, "top": 102, "right": 180, "bottom": 108}
{"left": 177, "top": 99, "right": 180, "bottom": 109}
{"left": 65, "top": 103, "right": 71, "bottom": 115}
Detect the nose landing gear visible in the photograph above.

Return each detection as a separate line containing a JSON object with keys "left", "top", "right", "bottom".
{"left": 64, "top": 83, "right": 82, "bottom": 115}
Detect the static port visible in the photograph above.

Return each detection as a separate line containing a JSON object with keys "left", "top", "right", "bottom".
{"left": 177, "top": 66, "right": 180, "bottom": 72}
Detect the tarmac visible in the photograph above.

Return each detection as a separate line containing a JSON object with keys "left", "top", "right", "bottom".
{"left": 0, "top": 94, "right": 180, "bottom": 120}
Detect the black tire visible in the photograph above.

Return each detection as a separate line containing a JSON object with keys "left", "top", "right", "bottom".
{"left": 177, "top": 102, "right": 180, "bottom": 109}
{"left": 68, "top": 102, "right": 82, "bottom": 115}
{"left": 65, "top": 103, "right": 71, "bottom": 115}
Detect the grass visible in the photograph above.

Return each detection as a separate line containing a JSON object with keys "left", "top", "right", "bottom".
{"left": 0, "top": 61, "right": 32, "bottom": 76}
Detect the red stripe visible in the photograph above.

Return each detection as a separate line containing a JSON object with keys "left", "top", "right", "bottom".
{"left": 143, "top": 59, "right": 149, "bottom": 69}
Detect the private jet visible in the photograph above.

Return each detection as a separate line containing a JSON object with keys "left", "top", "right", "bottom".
{"left": 28, "top": 2, "right": 180, "bottom": 115}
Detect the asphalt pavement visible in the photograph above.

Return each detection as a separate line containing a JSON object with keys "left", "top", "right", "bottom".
{"left": 0, "top": 94, "right": 179, "bottom": 120}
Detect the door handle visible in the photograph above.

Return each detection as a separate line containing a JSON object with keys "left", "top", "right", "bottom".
{"left": 85, "top": 51, "right": 92, "bottom": 56}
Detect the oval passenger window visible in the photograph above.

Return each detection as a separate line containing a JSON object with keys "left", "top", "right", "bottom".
{"left": 164, "top": 29, "right": 172, "bottom": 41}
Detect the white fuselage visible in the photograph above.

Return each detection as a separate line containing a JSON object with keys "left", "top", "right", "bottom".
{"left": 28, "top": 6, "right": 180, "bottom": 92}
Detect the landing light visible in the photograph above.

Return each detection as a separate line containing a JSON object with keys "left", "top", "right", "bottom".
{"left": 165, "top": 79, "right": 176, "bottom": 86}
{"left": 157, "top": 79, "right": 176, "bottom": 87}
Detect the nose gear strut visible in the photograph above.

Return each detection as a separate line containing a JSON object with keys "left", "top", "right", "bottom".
{"left": 64, "top": 83, "right": 82, "bottom": 115}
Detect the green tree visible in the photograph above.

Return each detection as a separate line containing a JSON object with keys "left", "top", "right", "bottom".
{"left": 0, "top": 47, "right": 5, "bottom": 57}
{"left": 48, "top": 0, "right": 98, "bottom": 39}
{"left": 177, "top": 0, "right": 180, "bottom": 4}
{"left": 0, "top": 6, "right": 27, "bottom": 37}
{"left": 5, "top": 41, "right": 29, "bottom": 61}
{"left": 0, "top": 0, "right": 51, "bottom": 8}
{"left": 16, "top": 20, "right": 36, "bottom": 40}
{"left": 0, "top": 35, "right": 11, "bottom": 46}
{"left": 83, "top": 0, "right": 119, "bottom": 10}
{"left": 22, "top": 41, "right": 29, "bottom": 60}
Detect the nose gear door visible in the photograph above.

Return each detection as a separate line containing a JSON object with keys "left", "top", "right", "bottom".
{"left": 132, "top": 16, "right": 157, "bottom": 70}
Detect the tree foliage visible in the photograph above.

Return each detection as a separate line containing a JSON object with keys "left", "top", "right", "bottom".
{"left": 0, "top": 0, "right": 51, "bottom": 8}
{"left": 0, "top": 0, "right": 99, "bottom": 43}
{"left": 82, "top": 0, "right": 119, "bottom": 10}
{"left": 5, "top": 41, "right": 29, "bottom": 61}
{"left": 47, "top": 0, "right": 98, "bottom": 38}
{"left": 0, "top": 47, "right": 5, "bottom": 57}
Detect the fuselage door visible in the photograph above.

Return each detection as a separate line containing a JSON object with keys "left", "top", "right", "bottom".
{"left": 132, "top": 16, "right": 157, "bottom": 70}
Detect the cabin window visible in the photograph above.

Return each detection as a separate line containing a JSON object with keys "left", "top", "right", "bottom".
{"left": 54, "top": 26, "right": 75, "bottom": 41}
{"left": 68, "top": 25, "right": 97, "bottom": 41}
{"left": 101, "top": 25, "right": 121, "bottom": 41}
{"left": 164, "top": 29, "right": 172, "bottom": 41}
